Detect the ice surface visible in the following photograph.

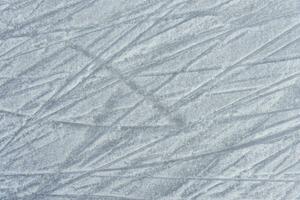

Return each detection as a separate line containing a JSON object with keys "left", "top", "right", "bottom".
{"left": 1, "top": 0, "right": 300, "bottom": 199}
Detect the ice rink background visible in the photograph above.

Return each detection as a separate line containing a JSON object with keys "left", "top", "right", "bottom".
{"left": 1, "top": 0, "right": 300, "bottom": 199}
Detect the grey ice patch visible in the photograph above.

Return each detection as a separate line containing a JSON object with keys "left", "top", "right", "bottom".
{"left": 0, "top": 0, "right": 300, "bottom": 199}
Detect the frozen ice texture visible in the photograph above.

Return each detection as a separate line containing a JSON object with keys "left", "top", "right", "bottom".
{"left": 0, "top": 0, "right": 300, "bottom": 199}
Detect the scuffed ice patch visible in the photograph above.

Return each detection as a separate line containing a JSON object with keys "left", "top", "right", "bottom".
{"left": 1, "top": 0, "right": 300, "bottom": 199}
